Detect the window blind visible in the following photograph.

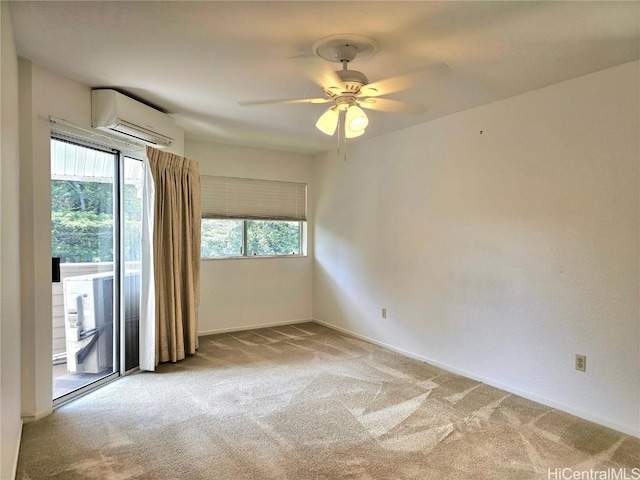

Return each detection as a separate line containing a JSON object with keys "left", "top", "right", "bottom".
{"left": 200, "top": 175, "right": 307, "bottom": 221}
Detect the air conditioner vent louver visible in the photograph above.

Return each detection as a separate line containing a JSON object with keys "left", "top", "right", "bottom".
{"left": 108, "top": 121, "right": 174, "bottom": 146}
{"left": 91, "top": 89, "right": 176, "bottom": 148}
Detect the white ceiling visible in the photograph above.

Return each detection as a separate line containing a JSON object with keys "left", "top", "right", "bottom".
{"left": 10, "top": 1, "right": 640, "bottom": 154}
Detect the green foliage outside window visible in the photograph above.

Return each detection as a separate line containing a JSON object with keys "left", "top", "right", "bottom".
{"left": 52, "top": 179, "right": 302, "bottom": 262}
{"left": 51, "top": 180, "right": 141, "bottom": 263}
{"left": 201, "top": 219, "right": 302, "bottom": 258}
{"left": 52, "top": 210, "right": 114, "bottom": 262}
{"left": 201, "top": 219, "right": 243, "bottom": 257}
{"left": 246, "top": 220, "right": 300, "bottom": 256}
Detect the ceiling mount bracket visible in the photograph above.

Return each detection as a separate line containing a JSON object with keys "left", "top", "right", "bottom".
{"left": 312, "top": 35, "right": 379, "bottom": 64}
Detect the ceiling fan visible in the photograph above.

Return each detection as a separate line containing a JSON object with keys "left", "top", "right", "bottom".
{"left": 239, "top": 35, "right": 445, "bottom": 139}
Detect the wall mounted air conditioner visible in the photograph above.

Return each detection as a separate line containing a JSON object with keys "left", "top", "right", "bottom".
{"left": 91, "top": 89, "right": 175, "bottom": 148}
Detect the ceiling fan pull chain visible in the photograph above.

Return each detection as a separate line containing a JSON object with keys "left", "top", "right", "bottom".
{"left": 343, "top": 111, "right": 348, "bottom": 162}
{"left": 336, "top": 110, "right": 347, "bottom": 162}
{"left": 343, "top": 133, "right": 348, "bottom": 162}
{"left": 337, "top": 110, "right": 342, "bottom": 156}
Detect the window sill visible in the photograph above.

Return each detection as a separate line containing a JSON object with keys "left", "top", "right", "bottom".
{"left": 201, "top": 254, "right": 307, "bottom": 261}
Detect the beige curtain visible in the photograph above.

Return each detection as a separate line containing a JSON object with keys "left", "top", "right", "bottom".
{"left": 146, "top": 146, "right": 201, "bottom": 365}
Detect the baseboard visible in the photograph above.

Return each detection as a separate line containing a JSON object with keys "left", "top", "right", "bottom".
{"left": 21, "top": 409, "right": 52, "bottom": 424}
{"left": 198, "top": 318, "right": 314, "bottom": 337}
{"left": 312, "top": 318, "right": 640, "bottom": 439}
{"left": 11, "top": 419, "right": 23, "bottom": 480}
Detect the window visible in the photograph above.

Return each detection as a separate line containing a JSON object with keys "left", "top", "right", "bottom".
{"left": 201, "top": 219, "right": 302, "bottom": 257}
{"left": 201, "top": 219, "right": 243, "bottom": 257}
{"left": 200, "top": 176, "right": 306, "bottom": 258}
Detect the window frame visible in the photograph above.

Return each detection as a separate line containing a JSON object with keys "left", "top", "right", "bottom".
{"left": 200, "top": 175, "right": 308, "bottom": 260}
{"left": 200, "top": 218, "right": 307, "bottom": 260}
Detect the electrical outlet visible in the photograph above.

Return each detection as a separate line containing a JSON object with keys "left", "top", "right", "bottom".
{"left": 575, "top": 354, "right": 586, "bottom": 372}
{"left": 381, "top": 307, "right": 387, "bottom": 319}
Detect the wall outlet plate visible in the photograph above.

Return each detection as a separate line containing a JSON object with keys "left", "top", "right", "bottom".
{"left": 381, "top": 307, "right": 387, "bottom": 319}
{"left": 575, "top": 354, "right": 586, "bottom": 372}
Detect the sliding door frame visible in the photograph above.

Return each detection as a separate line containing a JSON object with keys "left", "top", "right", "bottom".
{"left": 118, "top": 154, "right": 143, "bottom": 377}
{"left": 51, "top": 134, "right": 140, "bottom": 407}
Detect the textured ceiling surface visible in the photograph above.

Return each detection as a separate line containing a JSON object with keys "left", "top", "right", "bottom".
{"left": 10, "top": 1, "right": 640, "bottom": 154}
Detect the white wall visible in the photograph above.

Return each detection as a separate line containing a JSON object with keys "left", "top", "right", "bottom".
{"left": 185, "top": 141, "right": 314, "bottom": 334}
{"left": 1, "top": 3, "right": 23, "bottom": 477}
{"left": 313, "top": 61, "right": 640, "bottom": 436}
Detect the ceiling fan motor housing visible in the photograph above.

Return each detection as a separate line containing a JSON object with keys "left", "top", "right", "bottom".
{"left": 324, "top": 69, "right": 369, "bottom": 101}
{"left": 313, "top": 35, "right": 379, "bottom": 103}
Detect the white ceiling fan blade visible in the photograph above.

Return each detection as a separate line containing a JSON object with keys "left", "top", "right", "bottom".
{"left": 360, "top": 62, "right": 451, "bottom": 97}
{"left": 358, "top": 97, "right": 426, "bottom": 114}
{"left": 238, "top": 97, "right": 330, "bottom": 107}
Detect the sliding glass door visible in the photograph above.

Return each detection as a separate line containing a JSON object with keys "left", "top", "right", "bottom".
{"left": 121, "top": 157, "right": 143, "bottom": 372}
{"left": 51, "top": 137, "right": 141, "bottom": 403}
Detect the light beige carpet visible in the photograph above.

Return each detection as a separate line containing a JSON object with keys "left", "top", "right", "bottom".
{"left": 17, "top": 322, "right": 639, "bottom": 479}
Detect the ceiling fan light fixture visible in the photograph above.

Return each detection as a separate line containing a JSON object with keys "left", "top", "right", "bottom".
{"left": 316, "top": 106, "right": 339, "bottom": 136}
{"left": 345, "top": 127, "right": 365, "bottom": 139}
{"left": 345, "top": 105, "right": 368, "bottom": 136}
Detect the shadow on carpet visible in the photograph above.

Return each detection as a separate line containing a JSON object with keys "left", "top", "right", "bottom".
{"left": 17, "top": 322, "right": 640, "bottom": 479}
